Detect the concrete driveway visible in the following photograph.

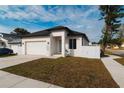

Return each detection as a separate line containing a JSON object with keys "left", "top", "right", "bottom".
{"left": 0, "top": 55, "right": 43, "bottom": 69}
{"left": 0, "top": 55, "right": 62, "bottom": 88}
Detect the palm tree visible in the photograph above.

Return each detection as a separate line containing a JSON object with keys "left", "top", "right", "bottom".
{"left": 99, "top": 5, "right": 124, "bottom": 52}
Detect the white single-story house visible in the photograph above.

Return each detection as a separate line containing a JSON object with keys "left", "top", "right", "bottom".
{"left": 0, "top": 26, "right": 100, "bottom": 58}
{"left": 21, "top": 26, "right": 100, "bottom": 58}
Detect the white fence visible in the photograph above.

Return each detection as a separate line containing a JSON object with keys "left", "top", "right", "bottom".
{"left": 74, "top": 46, "right": 100, "bottom": 59}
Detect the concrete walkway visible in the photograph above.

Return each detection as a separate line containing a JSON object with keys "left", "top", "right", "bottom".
{"left": 0, "top": 70, "right": 61, "bottom": 88}
{"left": 101, "top": 56, "right": 124, "bottom": 88}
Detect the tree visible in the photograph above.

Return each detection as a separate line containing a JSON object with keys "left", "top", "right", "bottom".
{"left": 110, "top": 38, "right": 122, "bottom": 48}
{"left": 118, "top": 24, "right": 124, "bottom": 38}
{"left": 99, "top": 5, "right": 124, "bottom": 52}
{"left": 11, "top": 28, "right": 30, "bottom": 35}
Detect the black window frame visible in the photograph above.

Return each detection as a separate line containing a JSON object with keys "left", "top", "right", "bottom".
{"left": 69, "top": 39, "right": 73, "bottom": 49}
{"left": 69, "top": 39, "right": 77, "bottom": 49}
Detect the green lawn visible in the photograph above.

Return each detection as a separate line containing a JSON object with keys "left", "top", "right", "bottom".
{"left": 2, "top": 57, "right": 119, "bottom": 88}
{"left": 0, "top": 54, "right": 17, "bottom": 58}
{"left": 115, "top": 57, "right": 124, "bottom": 65}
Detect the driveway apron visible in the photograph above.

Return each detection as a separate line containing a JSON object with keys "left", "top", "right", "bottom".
{"left": 0, "top": 55, "right": 42, "bottom": 69}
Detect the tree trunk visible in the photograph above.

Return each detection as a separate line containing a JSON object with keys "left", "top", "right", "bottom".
{"left": 102, "top": 24, "right": 109, "bottom": 53}
{"left": 102, "top": 41, "right": 107, "bottom": 52}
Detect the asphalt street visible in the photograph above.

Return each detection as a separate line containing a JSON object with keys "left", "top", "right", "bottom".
{"left": 108, "top": 50, "right": 124, "bottom": 57}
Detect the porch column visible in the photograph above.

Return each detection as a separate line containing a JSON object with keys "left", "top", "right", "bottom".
{"left": 62, "top": 35, "right": 65, "bottom": 57}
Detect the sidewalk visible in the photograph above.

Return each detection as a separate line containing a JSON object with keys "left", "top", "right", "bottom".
{"left": 101, "top": 56, "right": 124, "bottom": 88}
{"left": 0, "top": 70, "right": 61, "bottom": 88}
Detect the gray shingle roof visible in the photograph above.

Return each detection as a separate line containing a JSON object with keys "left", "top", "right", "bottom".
{"left": 22, "top": 26, "right": 89, "bottom": 42}
{"left": 0, "top": 33, "right": 21, "bottom": 44}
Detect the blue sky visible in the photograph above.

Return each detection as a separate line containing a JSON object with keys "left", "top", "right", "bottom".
{"left": 0, "top": 5, "right": 112, "bottom": 42}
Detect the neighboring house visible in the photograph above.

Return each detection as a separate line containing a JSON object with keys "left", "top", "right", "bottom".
{"left": 118, "top": 25, "right": 124, "bottom": 48}
{"left": 0, "top": 33, "right": 22, "bottom": 54}
{"left": 90, "top": 42, "right": 99, "bottom": 46}
{"left": 122, "top": 42, "right": 124, "bottom": 47}
{"left": 21, "top": 26, "right": 90, "bottom": 57}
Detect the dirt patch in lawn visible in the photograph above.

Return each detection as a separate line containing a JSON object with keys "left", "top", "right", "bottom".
{"left": 2, "top": 57, "right": 119, "bottom": 88}
{"left": 115, "top": 57, "right": 124, "bottom": 66}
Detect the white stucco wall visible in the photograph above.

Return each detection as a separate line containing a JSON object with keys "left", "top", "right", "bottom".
{"left": 51, "top": 30, "right": 66, "bottom": 37}
{"left": 74, "top": 46, "right": 100, "bottom": 59}
{"left": 22, "top": 36, "right": 50, "bottom": 56}
{"left": 10, "top": 44, "right": 22, "bottom": 54}
{"left": 65, "top": 36, "right": 100, "bottom": 59}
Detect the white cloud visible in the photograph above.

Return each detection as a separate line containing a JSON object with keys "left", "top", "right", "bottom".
{"left": 0, "top": 6, "right": 98, "bottom": 22}
{"left": 0, "top": 5, "right": 102, "bottom": 41}
{"left": 0, "top": 25, "right": 12, "bottom": 33}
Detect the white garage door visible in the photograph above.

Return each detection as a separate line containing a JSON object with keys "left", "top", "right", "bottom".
{"left": 26, "top": 41, "right": 47, "bottom": 55}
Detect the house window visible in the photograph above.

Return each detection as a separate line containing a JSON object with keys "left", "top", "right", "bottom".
{"left": 69, "top": 39, "right": 76, "bottom": 49}
{"left": 69, "top": 39, "right": 73, "bottom": 49}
